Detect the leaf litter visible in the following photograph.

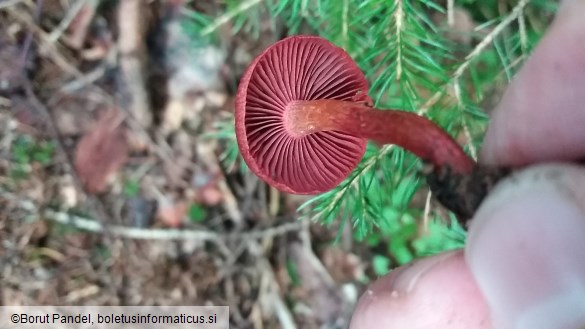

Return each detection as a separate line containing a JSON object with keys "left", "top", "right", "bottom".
{"left": 0, "top": 1, "right": 384, "bottom": 328}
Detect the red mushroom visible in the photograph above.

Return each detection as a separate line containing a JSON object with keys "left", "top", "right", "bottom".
{"left": 236, "top": 35, "right": 508, "bottom": 221}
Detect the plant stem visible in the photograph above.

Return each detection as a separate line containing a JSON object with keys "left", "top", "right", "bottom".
{"left": 284, "top": 99, "right": 474, "bottom": 174}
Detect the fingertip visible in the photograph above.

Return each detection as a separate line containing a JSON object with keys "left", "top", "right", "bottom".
{"left": 350, "top": 251, "right": 490, "bottom": 329}
{"left": 480, "top": 0, "right": 585, "bottom": 166}
{"left": 466, "top": 163, "right": 585, "bottom": 329}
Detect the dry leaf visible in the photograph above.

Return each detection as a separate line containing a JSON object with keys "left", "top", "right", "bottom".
{"left": 59, "top": 177, "right": 79, "bottom": 208}
{"left": 161, "top": 99, "right": 184, "bottom": 133}
{"left": 74, "top": 109, "right": 128, "bottom": 194}
{"left": 199, "top": 184, "right": 222, "bottom": 206}
{"left": 0, "top": 33, "right": 27, "bottom": 93}
{"left": 320, "top": 247, "right": 365, "bottom": 283}
{"left": 156, "top": 199, "right": 187, "bottom": 228}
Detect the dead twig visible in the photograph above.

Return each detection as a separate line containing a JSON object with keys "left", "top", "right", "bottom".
{"left": 44, "top": 208, "right": 302, "bottom": 242}
{"left": 249, "top": 241, "right": 297, "bottom": 329}
{"left": 47, "top": 0, "right": 93, "bottom": 44}
{"left": 45, "top": 208, "right": 221, "bottom": 241}
{"left": 116, "top": 0, "right": 152, "bottom": 128}
{"left": 0, "top": 0, "right": 25, "bottom": 9}
{"left": 59, "top": 62, "right": 107, "bottom": 93}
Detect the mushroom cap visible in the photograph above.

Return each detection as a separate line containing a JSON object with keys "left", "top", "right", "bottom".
{"left": 235, "top": 35, "right": 369, "bottom": 194}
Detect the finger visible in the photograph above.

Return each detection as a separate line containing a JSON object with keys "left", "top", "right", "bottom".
{"left": 480, "top": 0, "right": 585, "bottom": 166}
{"left": 349, "top": 251, "right": 491, "bottom": 329}
{"left": 466, "top": 163, "right": 585, "bottom": 329}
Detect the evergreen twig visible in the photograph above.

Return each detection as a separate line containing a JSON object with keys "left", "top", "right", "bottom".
{"left": 194, "top": 0, "right": 557, "bottom": 243}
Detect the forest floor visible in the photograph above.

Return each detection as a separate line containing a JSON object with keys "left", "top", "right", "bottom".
{"left": 0, "top": 1, "right": 379, "bottom": 328}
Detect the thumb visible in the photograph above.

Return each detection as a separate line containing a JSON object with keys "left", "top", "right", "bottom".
{"left": 479, "top": 0, "right": 585, "bottom": 166}
{"left": 466, "top": 163, "right": 585, "bottom": 329}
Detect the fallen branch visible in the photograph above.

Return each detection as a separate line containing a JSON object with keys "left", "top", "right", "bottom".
{"left": 44, "top": 208, "right": 303, "bottom": 242}
{"left": 1, "top": 187, "right": 302, "bottom": 242}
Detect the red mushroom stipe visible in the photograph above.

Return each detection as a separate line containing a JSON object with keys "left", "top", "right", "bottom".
{"left": 236, "top": 35, "right": 510, "bottom": 222}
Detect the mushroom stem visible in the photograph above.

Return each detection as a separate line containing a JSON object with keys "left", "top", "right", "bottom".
{"left": 285, "top": 99, "right": 474, "bottom": 174}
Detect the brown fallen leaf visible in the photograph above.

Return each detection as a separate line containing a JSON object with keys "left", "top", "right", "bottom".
{"left": 160, "top": 99, "right": 183, "bottom": 133}
{"left": 74, "top": 109, "right": 128, "bottom": 194}
{"left": 156, "top": 198, "right": 187, "bottom": 228}
{"left": 52, "top": 96, "right": 98, "bottom": 136}
{"left": 320, "top": 247, "right": 365, "bottom": 283}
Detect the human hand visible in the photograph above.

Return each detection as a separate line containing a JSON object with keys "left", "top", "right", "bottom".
{"left": 349, "top": 1, "right": 585, "bottom": 328}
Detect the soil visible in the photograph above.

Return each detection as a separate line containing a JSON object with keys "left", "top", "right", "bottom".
{"left": 426, "top": 164, "right": 512, "bottom": 225}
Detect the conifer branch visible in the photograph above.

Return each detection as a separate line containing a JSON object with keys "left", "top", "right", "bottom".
{"left": 460, "top": 0, "right": 529, "bottom": 72}
{"left": 193, "top": 0, "right": 555, "bottom": 239}
{"left": 201, "top": 0, "right": 262, "bottom": 36}
{"left": 393, "top": 0, "right": 404, "bottom": 80}
{"left": 420, "top": 0, "right": 531, "bottom": 114}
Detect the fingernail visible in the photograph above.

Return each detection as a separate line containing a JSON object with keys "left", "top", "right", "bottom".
{"left": 389, "top": 251, "right": 459, "bottom": 295}
{"left": 466, "top": 165, "right": 585, "bottom": 329}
